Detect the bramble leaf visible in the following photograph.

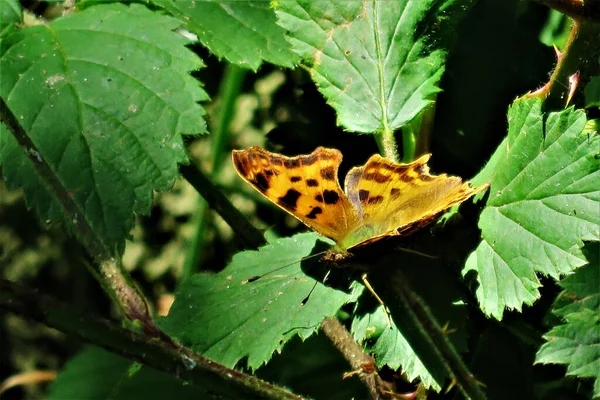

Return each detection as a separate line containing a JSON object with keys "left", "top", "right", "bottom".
{"left": 536, "top": 244, "right": 600, "bottom": 397}
{"left": 0, "top": 3, "right": 207, "bottom": 249}
{"left": 275, "top": 0, "right": 473, "bottom": 133}
{"left": 464, "top": 98, "right": 600, "bottom": 319}
{"left": 154, "top": 0, "right": 299, "bottom": 70}
{"left": 161, "top": 232, "right": 358, "bottom": 370}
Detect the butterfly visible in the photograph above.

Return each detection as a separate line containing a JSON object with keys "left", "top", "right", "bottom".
{"left": 232, "top": 146, "right": 488, "bottom": 262}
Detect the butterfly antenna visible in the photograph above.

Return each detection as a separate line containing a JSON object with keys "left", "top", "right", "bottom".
{"left": 395, "top": 246, "right": 439, "bottom": 259}
{"left": 246, "top": 250, "right": 329, "bottom": 283}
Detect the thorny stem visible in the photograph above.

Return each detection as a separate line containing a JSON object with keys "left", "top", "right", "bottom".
{"left": 533, "top": 0, "right": 600, "bottom": 22}
{"left": 0, "top": 279, "right": 304, "bottom": 400}
{"left": 525, "top": 20, "right": 600, "bottom": 110}
{"left": 321, "top": 318, "right": 389, "bottom": 399}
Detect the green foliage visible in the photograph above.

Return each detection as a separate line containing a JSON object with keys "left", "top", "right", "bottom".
{"left": 276, "top": 0, "right": 472, "bottom": 133}
{"left": 465, "top": 98, "right": 599, "bottom": 319}
{"left": 161, "top": 232, "right": 359, "bottom": 370}
{"left": 1, "top": 1, "right": 599, "bottom": 399}
{"left": 0, "top": 3, "right": 207, "bottom": 249}
{"left": 536, "top": 243, "right": 600, "bottom": 397}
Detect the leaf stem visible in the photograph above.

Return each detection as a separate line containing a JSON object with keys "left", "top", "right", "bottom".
{"left": 0, "top": 97, "right": 161, "bottom": 340}
{"left": 182, "top": 64, "right": 247, "bottom": 279}
{"left": 0, "top": 278, "right": 304, "bottom": 399}
{"left": 526, "top": 20, "right": 600, "bottom": 110}
{"left": 321, "top": 318, "right": 388, "bottom": 399}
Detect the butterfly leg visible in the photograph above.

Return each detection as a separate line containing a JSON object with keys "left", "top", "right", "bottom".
{"left": 361, "top": 273, "right": 392, "bottom": 329}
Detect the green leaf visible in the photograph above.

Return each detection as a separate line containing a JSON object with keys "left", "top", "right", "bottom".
{"left": 0, "top": 3, "right": 207, "bottom": 249}
{"left": 585, "top": 76, "right": 600, "bottom": 108}
{"left": 464, "top": 98, "right": 600, "bottom": 319}
{"left": 153, "top": 0, "right": 299, "bottom": 70}
{"left": 0, "top": 0, "right": 21, "bottom": 36}
{"left": 353, "top": 306, "right": 441, "bottom": 391}
{"left": 47, "top": 347, "right": 211, "bottom": 399}
{"left": 275, "top": 0, "right": 472, "bottom": 133}
{"left": 536, "top": 244, "right": 600, "bottom": 397}
{"left": 161, "top": 232, "right": 358, "bottom": 370}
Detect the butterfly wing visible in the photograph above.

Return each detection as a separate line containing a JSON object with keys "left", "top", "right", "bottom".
{"left": 233, "top": 146, "right": 360, "bottom": 245}
{"left": 344, "top": 153, "right": 488, "bottom": 249}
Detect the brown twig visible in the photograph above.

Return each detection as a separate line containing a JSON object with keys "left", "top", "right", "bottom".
{"left": 532, "top": 0, "right": 600, "bottom": 22}
{"left": 321, "top": 317, "right": 389, "bottom": 399}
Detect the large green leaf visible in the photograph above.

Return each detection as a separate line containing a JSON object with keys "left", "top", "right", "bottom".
{"left": 0, "top": 3, "right": 207, "bottom": 249}
{"left": 536, "top": 243, "right": 600, "bottom": 397}
{"left": 464, "top": 98, "right": 600, "bottom": 319}
{"left": 161, "top": 232, "right": 359, "bottom": 370}
{"left": 275, "top": 0, "right": 473, "bottom": 133}
{"left": 153, "top": 0, "right": 299, "bottom": 70}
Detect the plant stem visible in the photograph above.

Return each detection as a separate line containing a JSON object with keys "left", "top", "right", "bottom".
{"left": 182, "top": 64, "right": 247, "bottom": 280}
{"left": 374, "top": 126, "right": 399, "bottom": 162}
{"left": 321, "top": 318, "right": 387, "bottom": 399}
{"left": 0, "top": 278, "right": 304, "bottom": 400}
{"left": 0, "top": 97, "right": 161, "bottom": 340}
{"left": 533, "top": 0, "right": 600, "bottom": 22}
{"left": 526, "top": 20, "right": 600, "bottom": 110}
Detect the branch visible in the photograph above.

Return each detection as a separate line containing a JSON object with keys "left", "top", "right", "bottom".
{"left": 321, "top": 318, "right": 390, "bottom": 399}
{"left": 524, "top": 20, "right": 600, "bottom": 110}
{"left": 0, "top": 278, "right": 304, "bottom": 400}
{"left": 532, "top": 0, "right": 600, "bottom": 22}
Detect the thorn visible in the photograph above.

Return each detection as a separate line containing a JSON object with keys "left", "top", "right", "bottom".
{"left": 566, "top": 72, "right": 579, "bottom": 107}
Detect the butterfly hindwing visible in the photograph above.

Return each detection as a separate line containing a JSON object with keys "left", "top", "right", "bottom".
{"left": 232, "top": 146, "right": 359, "bottom": 244}
{"left": 344, "top": 153, "right": 487, "bottom": 250}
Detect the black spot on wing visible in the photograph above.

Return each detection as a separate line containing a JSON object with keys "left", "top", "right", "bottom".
{"left": 363, "top": 171, "right": 391, "bottom": 183}
{"left": 367, "top": 195, "right": 384, "bottom": 205}
{"left": 399, "top": 173, "right": 415, "bottom": 183}
{"left": 315, "top": 194, "right": 324, "bottom": 203}
{"left": 322, "top": 190, "right": 339, "bottom": 205}
{"left": 306, "top": 178, "right": 319, "bottom": 187}
{"left": 359, "top": 190, "right": 369, "bottom": 202}
{"left": 390, "top": 188, "right": 401, "bottom": 198}
{"left": 320, "top": 166, "right": 335, "bottom": 181}
{"left": 306, "top": 206, "right": 322, "bottom": 219}
{"left": 278, "top": 189, "right": 301, "bottom": 211}
{"left": 252, "top": 173, "right": 270, "bottom": 192}
{"left": 290, "top": 176, "right": 301, "bottom": 182}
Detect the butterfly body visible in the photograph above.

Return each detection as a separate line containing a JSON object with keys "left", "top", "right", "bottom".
{"left": 233, "top": 146, "right": 488, "bottom": 261}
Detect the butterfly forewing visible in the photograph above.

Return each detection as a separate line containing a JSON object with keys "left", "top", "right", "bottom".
{"left": 232, "top": 146, "right": 359, "bottom": 244}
